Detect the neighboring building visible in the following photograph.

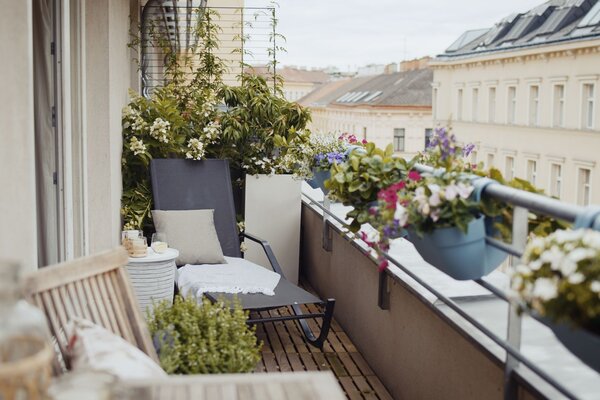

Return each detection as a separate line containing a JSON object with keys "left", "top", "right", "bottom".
{"left": 300, "top": 67, "right": 433, "bottom": 158}
{"left": 432, "top": 0, "right": 600, "bottom": 205}
{"left": 250, "top": 65, "right": 330, "bottom": 101}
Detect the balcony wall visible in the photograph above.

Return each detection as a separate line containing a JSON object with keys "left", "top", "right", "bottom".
{"left": 300, "top": 203, "right": 540, "bottom": 400}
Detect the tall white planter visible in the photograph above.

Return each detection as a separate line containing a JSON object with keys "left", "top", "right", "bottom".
{"left": 244, "top": 174, "right": 301, "bottom": 284}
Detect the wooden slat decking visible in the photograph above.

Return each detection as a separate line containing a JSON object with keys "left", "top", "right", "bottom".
{"left": 252, "top": 302, "right": 393, "bottom": 400}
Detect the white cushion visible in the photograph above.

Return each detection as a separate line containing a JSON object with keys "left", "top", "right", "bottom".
{"left": 66, "top": 318, "right": 166, "bottom": 380}
{"left": 178, "top": 256, "right": 281, "bottom": 299}
{"left": 152, "top": 209, "right": 226, "bottom": 265}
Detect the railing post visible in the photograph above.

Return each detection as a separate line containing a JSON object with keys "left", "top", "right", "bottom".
{"left": 504, "top": 206, "right": 528, "bottom": 400}
{"left": 322, "top": 196, "right": 332, "bottom": 252}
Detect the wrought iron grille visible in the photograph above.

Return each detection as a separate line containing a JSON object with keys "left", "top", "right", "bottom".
{"left": 140, "top": 1, "right": 277, "bottom": 96}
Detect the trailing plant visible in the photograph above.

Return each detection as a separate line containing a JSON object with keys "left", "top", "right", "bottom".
{"left": 148, "top": 295, "right": 262, "bottom": 374}
{"left": 326, "top": 142, "right": 411, "bottom": 232}
{"left": 511, "top": 229, "right": 600, "bottom": 334}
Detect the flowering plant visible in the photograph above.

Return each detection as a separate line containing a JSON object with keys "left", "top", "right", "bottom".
{"left": 419, "top": 126, "right": 477, "bottom": 172}
{"left": 511, "top": 229, "right": 600, "bottom": 334}
{"left": 401, "top": 173, "right": 478, "bottom": 236}
{"left": 327, "top": 142, "right": 410, "bottom": 232}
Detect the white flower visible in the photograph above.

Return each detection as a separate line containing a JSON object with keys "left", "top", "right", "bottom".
{"left": 457, "top": 182, "right": 474, "bottom": 199}
{"left": 540, "top": 245, "right": 564, "bottom": 270}
{"left": 365, "top": 230, "right": 380, "bottom": 243}
{"left": 568, "top": 273, "right": 585, "bottom": 285}
{"left": 429, "top": 192, "right": 441, "bottom": 206}
{"left": 394, "top": 205, "right": 408, "bottom": 227}
{"left": 567, "top": 248, "right": 595, "bottom": 263}
{"left": 444, "top": 185, "right": 458, "bottom": 201}
{"left": 591, "top": 281, "right": 600, "bottom": 293}
{"left": 553, "top": 229, "right": 584, "bottom": 244}
{"left": 528, "top": 259, "right": 543, "bottom": 271}
{"left": 129, "top": 137, "right": 146, "bottom": 156}
{"left": 149, "top": 118, "right": 170, "bottom": 143}
{"left": 532, "top": 278, "right": 558, "bottom": 301}
{"left": 427, "top": 184, "right": 441, "bottom": 194}
{"left": 582, "top": 230, "right": 600, "bottom": 248}
{"left": 421, "top": 203, "right": 431, "bottom": 216}
{"left": 430, "top": 209, "right": 441, "bottom": 222}
{"left": 185, "top": 138, "right": 205, "bottom": 160}
{"left": 515, "top": 264, "right": 532, "bottom": 275}
{"left": 559, "top": 257, "right": 578, "bottom": 277}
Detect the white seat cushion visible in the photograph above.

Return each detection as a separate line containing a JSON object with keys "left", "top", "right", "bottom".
{"left": 66, "top": 318, "right": 166, "bottom": 380}
{"left": 178, "top": 256, "right": 281, "bottom": 300}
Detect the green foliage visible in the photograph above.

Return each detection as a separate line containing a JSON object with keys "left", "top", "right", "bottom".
{"left": 219, "top": 74, "right": 311, "bottom": 175}
{"left": 147, "top": 295, "right": 262, "bottom": 374}
{"left": 479, "top": 168, "right": 570, "bottom": 242}
{"left": 122, "top": 7, "right": 311, "bottom": 230}
{"left": 326, "top": 143, "right": 410, "bottom": 232}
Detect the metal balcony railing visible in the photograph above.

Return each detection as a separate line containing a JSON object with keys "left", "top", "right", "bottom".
{"left": 140, "top": 1, "right": 277, "bottom": 96}
{"left": 302, "top": 164, "right": 600, "bottom": 400}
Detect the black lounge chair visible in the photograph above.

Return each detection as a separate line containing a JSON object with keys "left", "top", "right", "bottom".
{"left": 150, "top": 159, "right": 335, "bottom": 348}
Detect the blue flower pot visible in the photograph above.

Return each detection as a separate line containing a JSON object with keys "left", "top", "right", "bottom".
{"left": 407, "top": 216, "right": 507, "bottom": 280}
{"left": 539, "top": 317, "right": 600, "bottom": 373}
{"left": 307, "top": 169, "right": 330, "bottom": 194}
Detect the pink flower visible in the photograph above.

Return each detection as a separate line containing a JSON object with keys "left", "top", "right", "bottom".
{"left": 347, "top": 134, "right": 357, "bottom": 144}
{"left": 362, "top": 139, "right": 368, "bottom": 144}
{"left": 408, "top": 170, "right": 421, "bottom": 181}
{"left": 378, "top": 259, "right": 389, "bottom": 271}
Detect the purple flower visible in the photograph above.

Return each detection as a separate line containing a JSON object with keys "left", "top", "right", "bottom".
{"left": 462, "top": 143, "right": 475, "bottom": 157}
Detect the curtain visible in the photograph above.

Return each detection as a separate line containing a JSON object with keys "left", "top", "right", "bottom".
{"left": 33, "top": 0, "right": 59, "bottom": 267}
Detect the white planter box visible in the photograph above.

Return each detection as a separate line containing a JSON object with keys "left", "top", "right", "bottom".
{"left": 244, "top": 174, "right": 301, "bottom": 284}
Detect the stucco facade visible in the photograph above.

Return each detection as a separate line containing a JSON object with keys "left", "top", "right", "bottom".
{"left": 309, "top": 105, "right": 432, "bottom": 158}
{"left": 1, "top": 0, "right": 138, "bottom": 270}
{"left": 431, "top": 39, "right": 600, "bottom": 205}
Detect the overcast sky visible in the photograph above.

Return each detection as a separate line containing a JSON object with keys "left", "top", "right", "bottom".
{"left": 245, "top": 0, "right": 544, "bottom": 70}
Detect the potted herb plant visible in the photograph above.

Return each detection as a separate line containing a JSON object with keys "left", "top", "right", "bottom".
{"left": 511, "top": 229, "right": 600, "bottom": 372}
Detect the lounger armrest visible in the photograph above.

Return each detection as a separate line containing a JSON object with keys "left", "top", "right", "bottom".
{"left": 241, "top": 232, "right": 286, "bottom": 277}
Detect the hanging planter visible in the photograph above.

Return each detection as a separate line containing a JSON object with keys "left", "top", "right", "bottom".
{"left": 539, "top": 317, "right": 600, "bottom": 372}
{"left": 511, "top": 219, "right": 600, "bottom": 373}
{"left": 407, "top": 215, "right": 506, "bottom": 280}
{"left": 306, "top": 169, "right": 330, "bottom": 194}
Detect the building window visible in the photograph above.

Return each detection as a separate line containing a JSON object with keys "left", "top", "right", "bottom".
{"left": 457, "top": 89, "right": 463, "bottom": 120}
{"left": 488, "top": 87, "right": 496, "bottom": 123}
{"left": 471, "top": 150, "right": 478, "bottom": 165}
{"left": 550, "top": 163, "right": 562, "bottom": 199}
{"left": 433, "top": 88, "right": 438, "bottom": 120}
{"left": 393, "top": 128, "right": 405, "bottom": 152}
{"left": 472, "top": 88, "right": 479, "bottom": 122}
{"left": 505, "top": 156, "right": 515, "bottom": 180}
{"left": 526, "top": 160, "right": 537, "bottom": 185}
{"left": 553, "top": 84, "right": 565, "bottom": 128}
{"left": 577, "top": 168, "right": 592, "bottom": 206}
{"left": 582, "top": 83, "right": 595, "bottom": 129}
{"left": 424, "top": 128, "right": 433, "bottom": 149}
{"left": 362, "top": 126, "right": 367, "bottom": 140}
{"left": 487, "top": 153, "right": 495, "bottom": 169}
{"left": 529, "top": 85, "right": 539, "bottom": 126}
{"left": 507, "top": 86, "right": 517, "bottom": 124}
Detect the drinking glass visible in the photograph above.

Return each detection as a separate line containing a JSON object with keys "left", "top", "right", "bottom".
{"left": 151, "top": 232, "right": 168, "bottom": 253}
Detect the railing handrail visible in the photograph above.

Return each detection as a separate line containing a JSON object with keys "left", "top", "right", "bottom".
{"left": 413, "top": 163, "right": 587, "bottom": 222}
{"left": 301, "top": 177, "right": 598, "bottom": 400}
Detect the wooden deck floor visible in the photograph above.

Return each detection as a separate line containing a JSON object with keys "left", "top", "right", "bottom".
{"left": 251, "top": 303, "right": 393, "bottom": 400}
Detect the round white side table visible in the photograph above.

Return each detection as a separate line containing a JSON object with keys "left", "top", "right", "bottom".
{"left": 125, "top": 248, "right": 179, "bottom": 315}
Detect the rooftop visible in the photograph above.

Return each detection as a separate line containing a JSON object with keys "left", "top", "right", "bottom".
{"left": 299, "top": 68, "right": 433, "bottom": 109}
{"left": 438, "top": 0, "right": 600, "bottom": 59}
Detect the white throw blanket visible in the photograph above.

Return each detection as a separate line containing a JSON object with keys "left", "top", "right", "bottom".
{"left": 178, "top": 256, "right": 281, "bottom": 299}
